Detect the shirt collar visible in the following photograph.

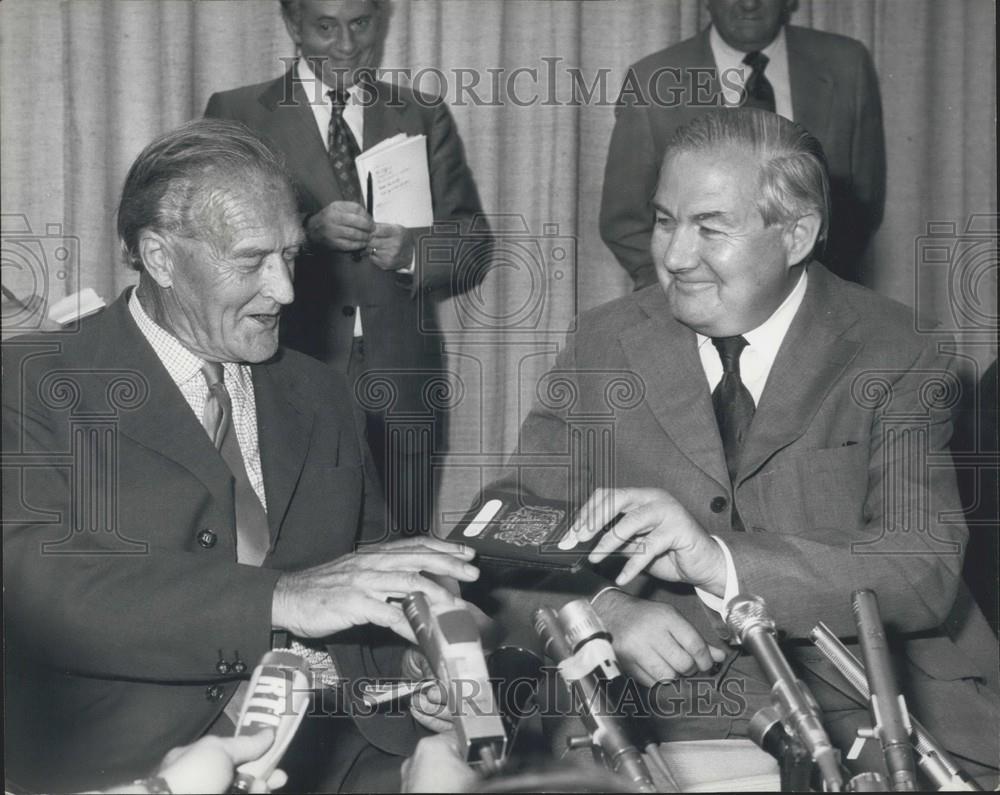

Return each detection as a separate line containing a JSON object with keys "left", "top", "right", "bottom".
{"left": 697, "top": 268, "right": 808, "bottom": 355}
{"left": 709, "top": 23, "right": 787, "bottom": 75}
{"left": 128, "top": 288, "right": 249, "bottom": 392}
{"left": 296, "top": 57, "right": 365, "bottom": 105}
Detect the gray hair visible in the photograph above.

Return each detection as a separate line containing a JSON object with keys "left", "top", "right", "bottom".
{"left": 117, "top": 119, "right": 293, "bottom": 271}
{"left": 663, "top": 108, "right": 831, "bottom": 252}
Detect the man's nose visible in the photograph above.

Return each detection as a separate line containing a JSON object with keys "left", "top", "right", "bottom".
{"left": 333, "top": 26, "right": 356, "bottom": 54}
{"left": 662, "top": 225, "right": 698, "bottom": 272}
{"left": 260, "top": 256, "right": 295, "bottom": 306}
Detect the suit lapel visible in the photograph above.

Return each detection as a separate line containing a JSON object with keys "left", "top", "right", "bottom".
{"left": 786, "top": 26, "right": 834, "bottom": 142}
{"left": 98, "top": 292, "right": 235, "bottom": 508}
{"left": 362, "top": 82, "right": 408, "bottom": 150}
{"left": 620, "top": 289, "right": 730, "bottom": 489}
{"left": 738, "top": 265, "right": 862, "bottom": 482}
{"left": 252, "top": 357, "right": 315, "bottom": 544}
{"left": 258, "top": 72, "right": 343, "bottom": 209}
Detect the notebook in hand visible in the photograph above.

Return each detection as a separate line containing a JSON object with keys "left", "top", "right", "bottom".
{"left": 445, "top": 490, "right": 605, "bottom": 572}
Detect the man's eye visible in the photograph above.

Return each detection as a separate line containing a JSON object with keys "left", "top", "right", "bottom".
{"left": 317, "top": 22, "right": 334, "bottom": 33}
{"left": 655, "top": 216, "right": 676, "bottom": 230}
{"left": 351, "top": 17, "right": 371, "bottom": 31}
{"left": 700, "top": 226, "right": 723, "bottom": 238}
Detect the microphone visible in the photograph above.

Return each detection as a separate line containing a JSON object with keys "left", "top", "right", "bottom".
{"left": 851, "top": 589, "right": 918, "bottom": 791}
{"left": 726, "top": 594, "right": 843, "bottom": 792}
{"left": 229, "top": 650, "right": 312, "bottom": 793}
{"left": 402, "top": 592, "right": 507, "bottom": 771}
{"left": 534, "top": 600, "right": 663, "bottom": 792}
{"left": 810, "top": 621, "right": 981, "bottom": 791}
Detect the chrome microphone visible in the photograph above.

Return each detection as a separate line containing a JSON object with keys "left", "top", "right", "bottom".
{"left": 534, "top": 600, "right": 660, "bottom": 793}
{"left": 726, "top": 594, "right": 843, "bottom": 791}
{"left": 810, "top": 621, "right": 981, "bottom": 791}
{"left": 851, "top": 589, "right": 918, "bottom": 791}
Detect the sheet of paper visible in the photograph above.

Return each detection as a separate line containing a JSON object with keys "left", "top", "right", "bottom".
{"left": 355, "top": 134, "right": 433, "bottom": 228}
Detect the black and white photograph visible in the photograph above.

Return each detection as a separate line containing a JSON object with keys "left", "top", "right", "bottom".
{"left": 1, "top": 1, "right": 997, "bottom": 792}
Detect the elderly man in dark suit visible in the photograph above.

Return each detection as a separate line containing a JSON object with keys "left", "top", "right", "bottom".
{"left": 205, "top": 0, "right": 488, "bottom": 538}
{"left": 480, "top": 109, "right": 997, "bottom": 784}
{"left": 600, "top": 0, "right": 886, "bottom": 288}
{"left": 1, "top": 119, "right": 479, "bottom": 793}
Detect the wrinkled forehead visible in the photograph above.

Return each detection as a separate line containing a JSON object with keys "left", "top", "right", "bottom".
{"left": 658, "top": 146, "right": 762, "bottom": 204}
{"left": 185, "top": 172, "right": 299, "bottom": 252}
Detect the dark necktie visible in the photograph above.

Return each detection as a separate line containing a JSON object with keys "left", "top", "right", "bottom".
{"left": 711, "top": 336, "right": 756, "bottom": 485}
{"left": 742, "top": 51, "right": 776, "bottom": 113}
{"left": 201, "top": 362, "right": 270, "bottom": 566}
{"left": 327, "top": 88, "right": 363, "bottom": 204}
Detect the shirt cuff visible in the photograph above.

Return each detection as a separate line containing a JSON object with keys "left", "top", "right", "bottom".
{"left": 694, "top": 536, "right": 739, "bottom": 616}
{"left": 397, "top": 250, "right": 416, "bottom": 274}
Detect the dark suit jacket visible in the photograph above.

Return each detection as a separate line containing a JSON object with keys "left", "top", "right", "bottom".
{"left": 600, "top": 26, "right": 886, "bottom": 287}
{"left": 2, "top": 291, "right": 418, "bottom": 792}
{"left": 477, "top": 264, "right": 997, "bottom": 771}
{"left": 205, "top": 74, "right": 487, "bottom": 417}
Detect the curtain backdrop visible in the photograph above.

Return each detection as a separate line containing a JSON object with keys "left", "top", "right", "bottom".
{"left": 2, "top": 0, "right": 996, "bottom": 523}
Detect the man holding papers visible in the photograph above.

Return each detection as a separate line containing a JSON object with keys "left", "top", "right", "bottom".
{"left": 206, "top": 0, "right": 487, "bottom": 536}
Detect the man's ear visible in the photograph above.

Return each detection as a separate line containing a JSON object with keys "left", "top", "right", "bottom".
{"left": 783, "top": 212, "right": 822, "bottom": 267}
{"left": 138, "top": 231, "right": 175, "bottom": 289}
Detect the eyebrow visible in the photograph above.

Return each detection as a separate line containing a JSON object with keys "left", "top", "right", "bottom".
{"left": 652, "top": 203, "right": 736, "bottom": 225}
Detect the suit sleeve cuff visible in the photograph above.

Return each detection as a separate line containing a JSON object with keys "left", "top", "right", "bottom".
{"left": 695, "top": 536, "right": 739, "bottom": 616}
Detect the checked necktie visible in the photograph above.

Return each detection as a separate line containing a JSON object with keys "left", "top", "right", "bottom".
{"left": 200, "top": 362, "right": 269, "bottom": 567}
{"left": 711, "top": 337, "right": 755, "bottom": 531}
{"left": 327, "top": 88, "right": 364, "bottom": 204}
{"left": 741, "top": 51, "right": 776, "bottom": 113}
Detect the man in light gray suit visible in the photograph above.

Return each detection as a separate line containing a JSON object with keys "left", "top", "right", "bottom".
{"left": 478, "top": 108, "right": 997, "bottom": 784}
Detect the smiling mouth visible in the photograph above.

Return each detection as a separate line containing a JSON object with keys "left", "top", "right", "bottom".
{"left": 249, "top": 313, "right": 280, "bottom": 327}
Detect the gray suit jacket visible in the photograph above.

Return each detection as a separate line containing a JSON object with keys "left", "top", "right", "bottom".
{"left": 600, "top": 26, "right": 886, "bottom": 287}
{"left": 475, "top": 264, "right": 997, "bottom": 772}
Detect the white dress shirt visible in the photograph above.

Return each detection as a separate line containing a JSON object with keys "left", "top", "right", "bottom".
{"left": 710, "top": 24, "right": 793, "bottom": 121}
{"left": 128, "top": 289, "right": 267, "bottom": 510}
{"left": 694, "top": 270, "right": 808, "bottom": 614}
{"left": 297, "top": 58, "right": 415, "bottom": 340}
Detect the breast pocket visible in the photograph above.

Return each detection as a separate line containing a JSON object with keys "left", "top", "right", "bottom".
{"left": 751, "top": 444, "right": 870, "bottom": 537}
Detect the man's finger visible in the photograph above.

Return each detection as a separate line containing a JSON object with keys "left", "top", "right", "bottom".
{"left": 222, "top": 729, "right": 276, "bottom": 764}
{"left": 374, "top": 551, "right": 480, "bottom": 583}
{"left": 665, "top": 619, "right": 716, "bottom": 673}
{"left": 370, "top": 537, "right": 476, "bottom": 559}
{"left": 588, "top": 509, "right": 655, "bottom": 563}
{"left": 365, "top": 598, "right": 417, "bottom": 643}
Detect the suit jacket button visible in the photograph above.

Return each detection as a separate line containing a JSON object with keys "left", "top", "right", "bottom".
{"left": 342, "top": 305, "right": 355, "bottom": 317}
{"left": 216, "top": 660, "right": 231, "bottom": 675}
{"left": 197, "top": 529, "right": 217, "bottom": 549}
{"left": 710, "top": 496, "right": 728, "bottom": 514}
{"left": 206, "top": 684, "right": 225, "bottom": 702}
{"left": 233, "top": 660, "right": 247, "bottom": 674}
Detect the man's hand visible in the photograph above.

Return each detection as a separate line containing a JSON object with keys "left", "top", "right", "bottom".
{"left": 592, "top": 590, "right": 726, "bottom": 686}
{"left": 306, "top": 201, "right": 374, "bottom": 253}
{"left": 154, "top": 730, "right": 286, "bottom": 794}
{"left": 271, "top": 537, "right": 479, "bottom": 642}
{"left": 369, "top": 223, "right": 415, "bottom": 271}
{"left": 570, "top": 487, "right": 727, "bottom": 595}
{"left": 401, "top": 648, "right": 453, "bottom": 733}
{"left": 401, "top": 731, "right": 479, "bottom": 794}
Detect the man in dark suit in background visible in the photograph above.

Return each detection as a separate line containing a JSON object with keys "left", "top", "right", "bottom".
{"left": 2, "top": 119, "right": 479, "bottom": 793}
{"left": 206, "top": 0, "right": 488, "bottom": 537}
{"left": 482, "top": 109, "right": 997, "bottom": 784}
{"left": 600, "top": 0, "right": 885, "bottom": 288}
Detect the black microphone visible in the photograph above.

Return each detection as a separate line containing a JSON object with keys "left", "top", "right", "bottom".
{"left": 534, "top": 600, "right": 661, "bottom": 792}
{"left": 726, "top": 594, "right": 843, "bottom": 792}
{"left": 229, "top": 650, "right": 311, "bottom": 793}
{"left": 851, "top": 589, "right": 918, "bottom": 791}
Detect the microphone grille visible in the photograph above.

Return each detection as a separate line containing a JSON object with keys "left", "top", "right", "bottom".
{"left": 558, "top": 599, "right": 608, "bottom": 650}
{"left": 725, "top": 594, "right": 775, "bottom": 643}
